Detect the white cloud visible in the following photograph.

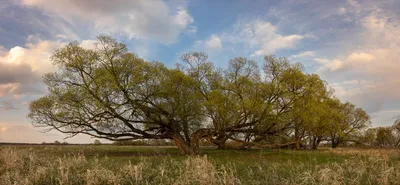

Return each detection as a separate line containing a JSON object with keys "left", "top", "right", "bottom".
{"left": 79, "top": 40, "right": 97, "bottom": 50}
{"left": 185, "top": 25, "right": 197, "bottom": 35}
{"left": 290, "top": 51, "right": 315, "bottom": 58}
{"left": 346, "top": 52, "right": 375, "bottom": 62}
{"left": 250, "top": 21, "right": 303, "bottom": 56}
{"left": 361, "top": 13, "right": 400, "bottom": 48}
{"left": 316, "top": 9, "right": 400, "bottom": 115}
{"left": 18, "top": 0, "right": 194, "bottom": 44}
{"left": 316, "top": 51, "right": 376, "bottom": 73}
{"left": 316, "top": 8, "right": 400, "bottom": 77}
{"left": 314, "top": 58, "right": 330, "bottom": 64}
{"left": 221, "top": 20, "right": 304, "bottom": 56}
{"left": 206, "top": 35, "right": 222, "bottom": 50}
{"left": 0, "top": 38, "right": 63, "bottom": 98}
{"left": 320, "top": 59, "right": 344, "bottom": 72}
{"left": 0, "top": 39, "right": 63, "bottom": 74}
{"left": 174, "top": 7, "right": 194, "bottom": 30}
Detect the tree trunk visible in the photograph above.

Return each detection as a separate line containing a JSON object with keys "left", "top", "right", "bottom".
{"left": 294, "top": 127, "right": 301, "bottom": 150}
{"left": 311, "top": 137, "right": 321, "bottom": 150}
{"left": 172, "top": 134, "right": 195, "bottom": 155}
{"left": 331, "top": 138, "right": 339, "bottom": 149}
{"left": 172, "top": 129, "right": 214, "bottom": 155}
{"left": 295, "top": 141, "right": 300, "bottom": 150}
{"left": 190, "top": 128, "right": 214, "bottom": 155}
{"left": 212, "top": 135, "right": 229, "bottom": 149}
{"left": 295, "top": 133, "right": 301, "bottom": 150}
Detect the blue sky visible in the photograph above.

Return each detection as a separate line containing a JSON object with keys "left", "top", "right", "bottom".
{"left": 0, "top": 0, "right": 399, "bottom": 143}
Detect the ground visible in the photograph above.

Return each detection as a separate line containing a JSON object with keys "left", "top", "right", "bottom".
{"left": 0, "top": 145, "right": 399, "bottom": 185}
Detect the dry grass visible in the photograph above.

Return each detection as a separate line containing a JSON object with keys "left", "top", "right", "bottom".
{"left": 0, "top": 147, "right": 399, "bottom": 185}
{"left": 328, "top": 147, "right": 400, "bottom": 159}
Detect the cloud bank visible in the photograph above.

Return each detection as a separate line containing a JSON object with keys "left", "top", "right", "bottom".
{"left": 17, "top": 0, "right": 194, "bottom": 44}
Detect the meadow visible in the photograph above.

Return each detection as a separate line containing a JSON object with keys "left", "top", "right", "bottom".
{"left": 0, "top": 145, "right": 399, "bottom": 185}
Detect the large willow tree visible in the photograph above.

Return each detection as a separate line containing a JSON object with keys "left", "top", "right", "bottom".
{"left": 28, "top": 36, "right": 210, "bottom": 155}
{"left": 29, "top": 36, "right": 371, "bottom": 154}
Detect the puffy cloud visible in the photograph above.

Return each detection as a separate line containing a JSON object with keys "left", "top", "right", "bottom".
{"left": 206, "top": 35, "right": 222, "bottom": 50}
{"left": 317, "top": 59, "right": 345, "bottom": 72}
{"left": 315, "top": 51, "right": 375, "bottom": 73}
{"left": 17, "top": 0, "right": 194, "bottom": 44}
{"left": 0, "top": 40, "right": 63, "bottom": 74}
{"left": 290, "top": 51, "right": 315, "bottom": 58}
{"left": 186, "top": 35, "right": 223, "bottom": 58}
{"left": 79, "top": 40, "right": 97, "bottom": 50}
{"left": 312, "top": 2, "right": 400, "bottom": 120}
{"left": 317, "top": 39, "right": 399, "bottom": 80}
{"left": 0, "top": 63, "right": 40, "bottom": 84}
{"left": 360, "top": 13, "right": 400, "bottom": 48}
{"left": 223, "top": 20, "right": 304, "bottom": 56}
{"left": 314, "top": 58, "right": 330, "bottom": 64}
{"left": 317, "top": 33, "right": 399, "bottom": 115}
{"left": 0, "top": 39, "right": 61, "bottom": 98}
{"left": 346, "top": 52, "right": 375, "bottom": 63}
{"left": 319, "top": 47, "right": 400, "bottom": 109}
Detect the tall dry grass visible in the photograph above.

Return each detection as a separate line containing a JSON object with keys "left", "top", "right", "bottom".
{"left": 0, "top": 147, "right": 399, "bottom": 185}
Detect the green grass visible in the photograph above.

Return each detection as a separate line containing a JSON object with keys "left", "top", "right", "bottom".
{"left": 1, "top": 145, "right": 400, "bottom": 185}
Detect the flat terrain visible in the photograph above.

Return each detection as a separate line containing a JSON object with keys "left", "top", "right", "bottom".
{"left": 1, "top": 145, "right": 399, "bottom": 185}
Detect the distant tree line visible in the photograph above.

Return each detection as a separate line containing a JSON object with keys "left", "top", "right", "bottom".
{"left": 28, "top": 36, "right": 372, "bottom": 155}
{"left": 112, "top": 139, "right": 175, "bottom": 146}
{"left": 42, "top": 141, "right": 69, "bottom": 145}
{"left": 357, "top": 119, "right": 400, "bottom": 148}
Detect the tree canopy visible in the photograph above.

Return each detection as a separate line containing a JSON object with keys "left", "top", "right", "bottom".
{"left": 28, "top": 36, "right": 371, "bottom": 155}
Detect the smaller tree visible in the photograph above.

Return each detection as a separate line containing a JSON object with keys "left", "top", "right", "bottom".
{"left": 376, "top": 127, "right": 395, "bottom": 147}
{"left": 329, "top": 102, "right": 370, "bottom": 148}
{"left": 360, "top": 128, "right": 377, "bottom": 146}
{"left": 393, "top": 119, "right": 400, "bottom": 148}
{"left": 94, "top": 139, "right": 102, "bottom": 145}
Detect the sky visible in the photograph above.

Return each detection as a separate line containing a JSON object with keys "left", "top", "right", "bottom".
{"left": 0, "top": 0, "right": 399, "bottom": 143}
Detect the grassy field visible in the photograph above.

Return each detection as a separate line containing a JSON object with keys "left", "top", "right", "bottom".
{"left": 0, "top": 145, "right": 399, "bottom": 185}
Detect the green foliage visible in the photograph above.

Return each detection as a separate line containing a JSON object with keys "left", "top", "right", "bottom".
{"left": 28, "top": 36, "right": 372, "bottom": 153}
